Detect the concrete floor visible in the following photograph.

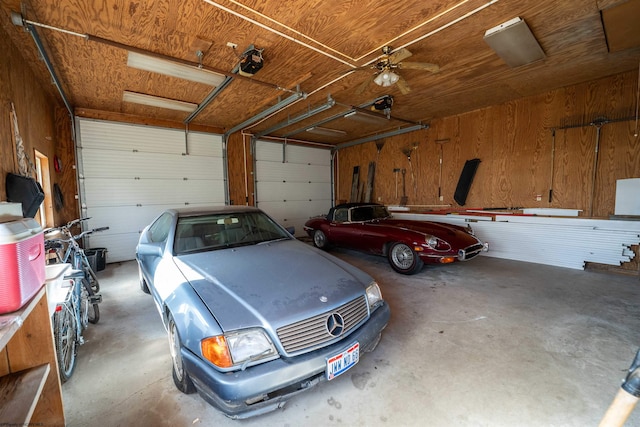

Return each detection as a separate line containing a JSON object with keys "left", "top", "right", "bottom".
{"left": 62, "top": 249, "right": 640, "bottom": 427}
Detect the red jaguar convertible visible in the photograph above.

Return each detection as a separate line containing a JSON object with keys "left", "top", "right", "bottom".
{"left": 304, "top": 203, "right": 488, "bottom": 275}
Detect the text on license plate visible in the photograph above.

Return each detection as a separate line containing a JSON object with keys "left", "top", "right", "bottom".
{"left": 326, "top": 342, "right": 359, "bottom": 380}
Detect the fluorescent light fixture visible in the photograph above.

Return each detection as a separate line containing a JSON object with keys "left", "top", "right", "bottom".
{"left": 483, "top": 17, "right": 545, "bottom": 67}
{"left": 123, "top": 91, "right": 197, "bottom": 112}
{"left": 343, "top": 110, "right": 357, "bottom": 118}
{"left": 127, "top": 51, "right": 227, "bottom": 86}
{"left": 306, "top": 126, "right": 347, "bottom": 137}
{"left": 374, "top": 70, "right": 400, "bottom": 87}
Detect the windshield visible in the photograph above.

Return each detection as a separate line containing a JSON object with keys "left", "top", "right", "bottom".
{"left": 350, "top": 205, "right": 391, "bottom": 222}
{"left": 174, "top": 211, "right": 290, "bottom": 254}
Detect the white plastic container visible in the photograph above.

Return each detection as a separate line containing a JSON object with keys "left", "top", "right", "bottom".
{"left": 45, "top": 263, "right": 72, "bottom": 317}
{"left": 0, "top": 218, "right": 45, "bottom": 314}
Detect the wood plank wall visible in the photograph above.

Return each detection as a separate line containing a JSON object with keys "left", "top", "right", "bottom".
{"left": 227, "top": 132, "right": 255, "bottom": 206}
{"left": 335, "top": 70, "right": 640, "bottom": 218}
{"left": 0, "top": 24, "right": 72, "bottom": 226}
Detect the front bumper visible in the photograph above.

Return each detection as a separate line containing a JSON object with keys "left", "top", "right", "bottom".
{"left": 182, "top": 301, "right": 391, "bottom": 419}
{"left": 418, "top": 240, "right": 488, "bottom": 264}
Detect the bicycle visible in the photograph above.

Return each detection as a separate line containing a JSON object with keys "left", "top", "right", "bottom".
{"left": 51, "top": 266, "right": 102, "bottom": 382}
{"left": 45, "top": 218, "right": 108, "bottom": 293}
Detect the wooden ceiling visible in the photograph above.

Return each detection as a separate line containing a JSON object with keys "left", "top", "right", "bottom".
{"left": 1, "top": 0, "right": 639, "bottom": 145}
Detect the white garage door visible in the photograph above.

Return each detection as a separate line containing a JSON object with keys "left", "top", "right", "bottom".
{"left": 255, "top": 140, "right": 332, "bottom": 236}
{"left": 77, "top": 119, "right": 225, "bottom": 262}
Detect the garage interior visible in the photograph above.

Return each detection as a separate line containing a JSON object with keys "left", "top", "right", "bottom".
{"left": 1, "top": 0, "right": 640, "bottom": 426}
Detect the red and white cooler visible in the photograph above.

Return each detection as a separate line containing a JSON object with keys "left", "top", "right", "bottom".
{"left": 0, "top": 218, "right": 46, "bottom": 314}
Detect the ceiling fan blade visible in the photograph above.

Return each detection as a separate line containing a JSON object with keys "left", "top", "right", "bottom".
{"left": 355, "top": 74, "right": 376, "bottom": 94}
{"left": 396, "top": 76, "right": 411, "bottom": 95}
{"left": 388, "top": 47, "right": 413, "bottom": 64}
{"left": 398, "top": 62, "right": 440, "bottom": 72}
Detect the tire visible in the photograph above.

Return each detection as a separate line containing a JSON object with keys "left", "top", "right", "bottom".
{"left": 168, "top": 316, "right": 196, "bottom": 394}
{"left": 139, "top": 267, "right": 150, "bottom": 294}
{"left": 388, "top": 242, "right": 424, "bottom": 275}
{"left": 81, "top": 278, "right": 100, "bottom": 325}
{"left": 313, "top": 230, "right": 329, "bottom": 249}
{"left": 54, "top": 306, "right": 78, "bottom": 382}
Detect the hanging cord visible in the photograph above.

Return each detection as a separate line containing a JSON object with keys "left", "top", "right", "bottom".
{"left": 10, "top": 102, "right": 37, "bottom": 177}
{"left": 634, "top": 61, "right": 639, "bottom": 138}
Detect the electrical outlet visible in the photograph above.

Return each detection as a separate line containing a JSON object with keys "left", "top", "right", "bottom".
{"left": 439, "top": 195, "right": 444, "bottom": 201}
{"left": 226, "top": 42, "right": 238, "bottom": 49}
{"left": 536, "top": 194, "right": 542, "bottom": 201}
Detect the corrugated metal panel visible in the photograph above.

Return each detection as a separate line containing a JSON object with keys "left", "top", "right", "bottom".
{"left": 256, "top": 162, "right": 330, "bottom": 183}
{"left": 255, "top": 141, "right": 330, "bottom": 165}
{"left": 394, "top": 212, "right": 640, "bottom": 270}
{"left": 82, "top": 178, "right": 224, "bottom": 206}
{"left": 186, "top": 132, "right": 223, "bottom": 157}
{"left": 78, "top": 119, "right": 187, "bottom": 154}
{"left": 81, "top": 205, "right": 174, "bottom": 235}
{"left": 255, "top": 140, "right": 332, "bottom": 236}
{"left": 256, "top": 182, "right": 331, "bottom": 202}
{"left": 258, "top": 200, "right": 329, "bottom": 235}
{"left": 78, "top": 119, "right": 225, "bottom": 261}
{"left": 81, "top": 149, "right": 224, "bottom": 180}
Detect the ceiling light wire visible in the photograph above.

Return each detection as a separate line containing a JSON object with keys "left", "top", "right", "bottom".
{"left": 224, "top": 0, "right": 486, "bottom": 66}
{"left": 354, "top": 0, "right": 477, "bottom": 62}
{"left": 202, "top": 0, "right": 357, "bottom": 68}
{"left": 392, "top": 0, "right": 499, "bottom": 54}
{"left": 228, "top": 0, "right": 353, "bottom": 61}
{"left": 635, "top": 60, "right": 639, "bottom": 138}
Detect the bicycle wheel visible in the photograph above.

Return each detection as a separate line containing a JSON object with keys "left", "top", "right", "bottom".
{"left": 80, "top": 278, "right": 100, "bottom": 325}
{"left": 53, "top": 305, "right": 78, "bottom": 382}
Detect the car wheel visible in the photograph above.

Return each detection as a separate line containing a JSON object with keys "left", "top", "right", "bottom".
{"left": 139, "top": 266, "right": 150, "bottom": 294}
{"left": 168, "top": 315, "right": 196, "bottom": 394}
{"left": 388, "top": 242, "right": 424, "bottom": 275}
{"left": 313, "top": 230, "right": 329, "bottom": 249}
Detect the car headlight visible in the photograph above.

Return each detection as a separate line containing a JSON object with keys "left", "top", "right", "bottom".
{"left": 426, "top": 236, "right": 439, "bottom": 248}
{"left": 201, "top": 328, "right": 277, "bottom": 370}
{"left": 366, "top": 282, "right": 383, "bottom": 310}
{"left": 426, "top": 235, "right": 451, "bottom": 251}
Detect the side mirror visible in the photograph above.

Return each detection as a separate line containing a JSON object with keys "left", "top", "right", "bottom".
{"left": 136, "top": 242, "right": 163, "bottom": 257}
{"left": 286, "top": 226, "right": 295, "bottom": 235}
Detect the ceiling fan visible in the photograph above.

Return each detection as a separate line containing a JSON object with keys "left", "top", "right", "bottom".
{"left": 354, "top": 46, "right": 439, "bottom": 95}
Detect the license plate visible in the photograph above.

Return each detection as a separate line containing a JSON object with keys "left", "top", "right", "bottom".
{"left": 326, "top": 342, "right": 359, "bottom": 380}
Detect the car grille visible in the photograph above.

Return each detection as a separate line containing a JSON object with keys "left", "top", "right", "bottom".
{"left": 276, "top": 295, "right": 369, "bottom": 354}
{"left": 460, "top": 243, "right": 485, "bottom": 261}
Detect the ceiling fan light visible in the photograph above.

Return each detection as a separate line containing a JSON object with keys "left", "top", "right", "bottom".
{"left": 374, "top": 70, "right": 400, "bottom": 87}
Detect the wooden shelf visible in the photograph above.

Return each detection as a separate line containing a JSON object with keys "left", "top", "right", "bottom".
{"left": 0, "top": 287, "right": 43, "bottom": 349}
{"left": 0, "top": 287, "right": 65, "bottom": 426}
{"left": 0, "top": 364, "right": 50, "bottom": 424}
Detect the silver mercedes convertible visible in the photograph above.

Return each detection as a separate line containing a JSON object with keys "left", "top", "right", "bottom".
{"left": 135, "top": 206, "right": 391, "bottom": 419}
